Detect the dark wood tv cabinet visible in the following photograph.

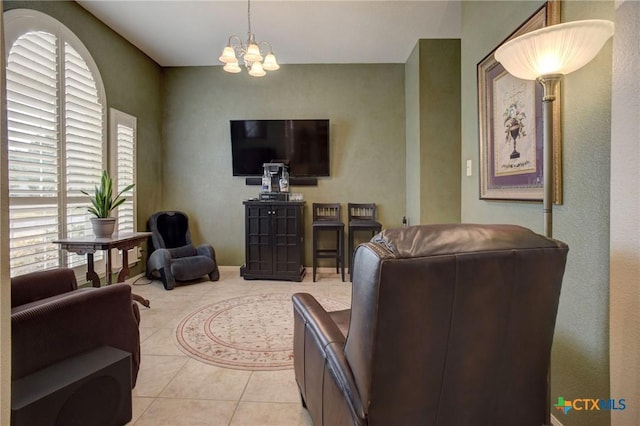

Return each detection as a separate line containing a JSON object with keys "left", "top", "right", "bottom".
{"left": 241, "top": 200, "right": 306, "bottom": 281}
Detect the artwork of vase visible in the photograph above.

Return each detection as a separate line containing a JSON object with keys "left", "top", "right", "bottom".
{"left": 505, "top": 104, "right": 526, "bottom": 160}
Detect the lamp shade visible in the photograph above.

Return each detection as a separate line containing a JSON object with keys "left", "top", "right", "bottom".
{"left": 248, "top": 61, "right": 266, "bottom": 77}
{"left": 244, "top": 43, "right": 263, "bottom": 62}
{"left": 223, "top": 61, "right": 242, "bottom": 74}
{"left": 263, "top": 53, "right": 280, "bottom": 71}
{"left": 218, "top": 46, "right": 237, "bottom": 64}
{"left": 494, "top": 19, "right": 614, "bottom": 80}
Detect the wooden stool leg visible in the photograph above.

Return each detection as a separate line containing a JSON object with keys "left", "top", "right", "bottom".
{"left": 339, "top": 228, "right": 345, "bottom": 282}
{"left": 335, "top": 229, "right": 340, "bottom": 274}
{"left": 348, "top": 228, "right": 353, "bottom": 276}
{"left": 313, "top": 228, "right": 318, "bottom": 282}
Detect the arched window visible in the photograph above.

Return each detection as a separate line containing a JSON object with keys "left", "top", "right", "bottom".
{"left": 5, "top": 9, "right": 106, "bottom": 276}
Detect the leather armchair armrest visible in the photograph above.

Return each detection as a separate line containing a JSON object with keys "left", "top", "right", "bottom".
{"left": 293, "top": 293, "right": 345, "bottom": 347}
{"left": 11, "top": 268, "right": 78, "bottom": 308}
{"left": 292, "top": 293, "right": 365, "bottom": 425}
{"left": 325, "top": 341, "right": 367, "bottom": 424}
{"left": 11, "top": 284, "right": 141, "bottom": 386}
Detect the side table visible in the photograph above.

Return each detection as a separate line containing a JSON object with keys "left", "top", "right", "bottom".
{"left": 53, "top": 232, "right": 152, "bottom": 307}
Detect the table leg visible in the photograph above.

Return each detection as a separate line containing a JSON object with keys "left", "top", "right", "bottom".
{"left": 117, "top": 248, "right": 130, "bottom": 283}
{"left": 106, "top": 248, "right": 113, "bottom": 285}
{"left": 86, "top": 252, "right": 101, "bottom": 288}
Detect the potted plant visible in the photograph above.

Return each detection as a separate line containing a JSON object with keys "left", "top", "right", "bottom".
{"left": 82, "top": 170, "right": 135, "bottom": 238}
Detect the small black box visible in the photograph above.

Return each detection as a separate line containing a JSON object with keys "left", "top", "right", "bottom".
{"left": 12, "top": 346, "right": 132, "bottom": 426}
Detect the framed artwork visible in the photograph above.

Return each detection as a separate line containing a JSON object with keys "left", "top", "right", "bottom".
{"left": 478, "top": 1, "right": 562, "bottom": 203}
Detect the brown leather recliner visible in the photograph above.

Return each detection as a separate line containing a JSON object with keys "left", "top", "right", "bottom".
{"left": 11, "top": 268, "right": 141, "bottom": 387}
{"left": 293, "top": 224, "right": 569, "bottom": 426}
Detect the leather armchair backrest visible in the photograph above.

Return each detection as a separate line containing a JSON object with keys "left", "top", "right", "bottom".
{"left": 148, "top": 211, "right": 193, "bottom": 250}
{"left": 344, "top": 224, "right": 569, "bottom": 425}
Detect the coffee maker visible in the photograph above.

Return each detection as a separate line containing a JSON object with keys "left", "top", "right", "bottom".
{"left": 259, "top": 162, "right": 289, "bottom": 201}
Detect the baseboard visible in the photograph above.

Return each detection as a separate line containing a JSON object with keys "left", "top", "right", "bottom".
{"left": 222, "top": 265, "right": 344, "bottom": 275}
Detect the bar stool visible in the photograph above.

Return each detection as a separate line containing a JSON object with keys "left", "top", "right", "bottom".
{"left": 348, "top": 203, "right": 382, "bottom": 278}
{"left": 312, "top": 203, "right": 345, "bottom": 282}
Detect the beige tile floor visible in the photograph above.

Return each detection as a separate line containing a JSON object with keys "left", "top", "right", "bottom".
{"left": 125, "top": 266, "right": 352, "bottom": 426}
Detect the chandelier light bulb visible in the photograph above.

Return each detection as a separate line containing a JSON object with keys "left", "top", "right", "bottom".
{"left": 249, "top": 61, "right": 266, "bottom": 77}
{"left": 223, "top": 61, "right": 242, "bottom": 74}
{"left": 244, "top": 43, "right": 263, "bottom": 63}
{"left": 263, "top": 53, "right": 280, "bottom": 71}
{"left": 218, "top": 46, "right": 237, "bottom": 64}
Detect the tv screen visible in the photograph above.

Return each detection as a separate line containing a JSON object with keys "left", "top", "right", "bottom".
{"left": 230, "top": 119, "right": 330, "bottom": 177}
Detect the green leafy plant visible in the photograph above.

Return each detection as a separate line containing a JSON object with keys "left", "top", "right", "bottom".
{"left": 82, "top": 170, "right": 135, "bottom": 218}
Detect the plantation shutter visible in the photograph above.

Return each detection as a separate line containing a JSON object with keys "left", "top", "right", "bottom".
{"left": 64, "top": 42, "right": 105, "bottom": 268}
{"left": 6, "top": 15, "right": 106, "bottom": 277}
{"left": 7, "top": 31, "right": 61, "bottom": 276}
{"left": 113, "top": 113, "right": 136, "bottom": 234}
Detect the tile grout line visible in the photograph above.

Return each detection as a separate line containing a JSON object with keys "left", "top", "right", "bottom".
{"left": 228, "top": 370, "right": 255, "bottom": 424}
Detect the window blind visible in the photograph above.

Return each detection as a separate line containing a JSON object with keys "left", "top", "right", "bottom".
{"left": 7, "top": 31, "right": 61, "bottom": 277}
{"left": 109, "top": 110, "right": 138, "bottom": 269}
{"left": 115, "top": 122, "right": 136, "bottom": 234}
{"left": 7, "top": 27, "right": 105, "bottom": 276}
{"left": 64, "top": 43, "right": 104, "bottom": 268}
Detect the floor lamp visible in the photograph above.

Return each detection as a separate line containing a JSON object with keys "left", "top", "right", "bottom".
{"left": 495, "top": 19, "right": 614, "bottom": 239}
{"left": 494, "top": 19, "right": 614, "bottom": 425}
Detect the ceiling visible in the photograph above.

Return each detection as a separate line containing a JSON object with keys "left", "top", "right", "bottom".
{"left": 76, "top": 0, "right": 461, "bottom": 67}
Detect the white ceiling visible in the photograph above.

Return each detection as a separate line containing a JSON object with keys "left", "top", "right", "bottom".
{"left": 76, "top": 0, "right": 461, "bottom": 67}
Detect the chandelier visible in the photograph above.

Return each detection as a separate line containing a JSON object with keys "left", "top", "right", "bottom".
{"left": 218, "top": 0, "right": 279, "bottom": 77}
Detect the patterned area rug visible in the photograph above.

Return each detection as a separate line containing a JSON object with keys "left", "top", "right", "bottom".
{"left": 175, "top": 293, "right": 349, "bottom": 370}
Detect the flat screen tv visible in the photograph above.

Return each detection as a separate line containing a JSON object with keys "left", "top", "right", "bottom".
{"left": 230, "top": 119, "right": 330, "bottom": 177}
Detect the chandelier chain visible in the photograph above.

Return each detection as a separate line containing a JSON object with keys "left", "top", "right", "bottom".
{"left": 247, "top": 0, "right": 252, "bottom": 37}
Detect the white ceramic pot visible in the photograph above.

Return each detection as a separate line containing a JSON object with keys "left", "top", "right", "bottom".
{"left": 91, "top": 217, "right": 116, "bottom": 238}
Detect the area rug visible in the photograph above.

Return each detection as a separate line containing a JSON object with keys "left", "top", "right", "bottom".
{"left": 175, "top": 293, "right": 349, "bottom": 370}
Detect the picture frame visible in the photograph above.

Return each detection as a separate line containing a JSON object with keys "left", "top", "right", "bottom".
{"left": 478, "top": 1, "right": 562, "bottom": 203}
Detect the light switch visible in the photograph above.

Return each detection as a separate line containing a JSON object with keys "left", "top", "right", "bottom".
{"left": 466, "top": 160, "right": 472, "bottom": 177}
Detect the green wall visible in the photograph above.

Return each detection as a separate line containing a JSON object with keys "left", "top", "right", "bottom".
{"left": 4, "top": 1, "right": 165, "bottom": 231}
{"left": 161, "top": 64, "right": 406, "bottom": 266}
{"left": 461, "top": 2, "right": 614, "bottom": 425}
{"left": 418, "top": 39, "right": 461, "bottom": 224}
{"left": 405, "top": 43, "right": 421, "bottom": 225}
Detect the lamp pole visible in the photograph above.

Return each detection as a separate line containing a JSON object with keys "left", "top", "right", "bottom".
{"left": 537, "top": 74, "right": 561, "bottom": 426}
{"left": 494, "top": 18, "right": 614, "bottom": 426}
{"left": 538, "top": 74, "right": 561, "bottom": 239}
